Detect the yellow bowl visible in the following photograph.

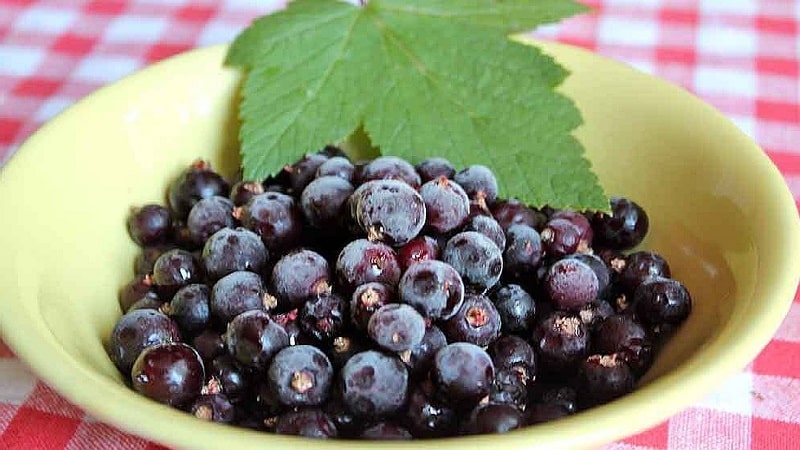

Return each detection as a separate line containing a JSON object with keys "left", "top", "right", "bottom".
{"left": 1, "top": 41, "right": 798, "bottom": 450}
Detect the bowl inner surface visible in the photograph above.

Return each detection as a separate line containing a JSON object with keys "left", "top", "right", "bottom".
{"left": 0, "top": 41, "right": 797, "bottom": 450}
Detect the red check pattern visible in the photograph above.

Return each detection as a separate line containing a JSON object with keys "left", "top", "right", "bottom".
{"left": 0, "top": 1, "right": 798, "bottom": 449}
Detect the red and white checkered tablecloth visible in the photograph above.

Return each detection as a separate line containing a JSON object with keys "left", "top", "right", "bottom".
{"left": 0, "top": 1, "right": 798, "bottom": 449}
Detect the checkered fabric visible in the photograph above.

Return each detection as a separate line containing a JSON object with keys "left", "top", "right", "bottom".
{"left": 0, "top": 1, "right": 798, "bottom": 449}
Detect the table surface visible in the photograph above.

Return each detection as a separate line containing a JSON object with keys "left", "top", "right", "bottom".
{"left": 1, "top": 1, "right": 799, "bottom": 449}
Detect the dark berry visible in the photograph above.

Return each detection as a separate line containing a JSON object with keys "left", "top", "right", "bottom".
{"left": 229, "top": 180, "right": 264, "bottom": 207}
{"left": 367, "top": 304, "right": 426, "bottom": 352}
{"left": 491, "top": 284, "right": 536, "bottom": 335}
{"left": 202, "top": 227, "right": 267, "bottom": 281}
{"left": 415, "top": 157, "right": 455, "bottom": 183}
{"left": 545, "top": 258, "right": 599, "bottom": 310}
{"left": 526, "top": 403, "right": 570, "bottom": 424}
{"left": 340, "top": 350, "right": 408, "bottom": 417}
{"left": 576, "top": 354, "right": 635, "bottom": 407}
{"left": 360, "top": 422, "right": 412, "bottom": 440}
{"left": 336, "top": 239, "right": 401, "bottom": 292}
{"left": 187, "top": 196, "right": 234, "bottom": 244}
{"left": 550, "top": 209, "right": 593, "bottom": 249}
{"left": 287, "top": 153, "right": 329, "bottom": 194}
{"left": 271, "top": 250, "right": 331, "bottom": 310}
{"left": 591, "top": 197, "right": 649, "bottom": 250}
{"left": 432, "top": 343, "right": 494, "bottom": 409}
{"left": 454, "top": 165, "right": 498, "bottom": 205}
{"left": 239, "top": 192, "right": 303, "bottom": 254}
{"left": 491, "top": 199, "right": 544, "bottom": 231}
{"left": 224, "top": 310, "right": 289, "bottom": 371}
{"left": 326, "top": 335, "right": 370, "bottom": 370}
{"left": 541, "top": 218, "right": 582, "bottom": 258}
{"left": 299, "top": 293, "right": 348, "bottom": 342}
{"left": 397, "top": 236, "right": 440, "bottom": 271}
{"left": 359, "top": 156, "right": 421, "bottom": 188}
{"left": 442, "top": 294, "right": 501, "bottom": 346}
{"left": 323, "top": 393, "right": 361, "bottom": 437}
{"left": 634, "top": 277, "right": 692, "bottom": 325}
{"left": 211, "top": 356, "right": 249, "bottom": 398}
{"left": 108, "top": 309, "right": 181, "bottom": 375}
{"left": 131, "top": 342, "right": 204, "bottom": 406}
{"left": 464, "top": 215, "right": 506, "bottom": 250}
{"left": 537, "top": 385, "right": 578, "bottom": 413}
{"left": 191, "top": 330, "right": 224, "bottom": 367}
{"left": 398, "top": 325, "right": 447, "bottom": 379}
{"left": 165, "top": 284, "right": 210, "bottom": 333}
{"left": 316, "top": 156, "right": 355, "bottom": 182}
{"left": 404, "top": 381, "right": 458, "bottom": 438}
{"left": 268, "top": 345, "right": 333, "bottom": 407}
{"left": 151, "top": 249, "right": 202, "bottom": 299}
{"left": 420, "top": 177, "right": 470, "bottom": 234}
{"left": 619, "top": 251, "right": 671, "bottom": 294}
{"left": 350, "top": 180, "right": 426, "bottom": 246}
{"left": 168, "top": 160, "right": 230, "bottom": 219}
{"left": 532, "top": 311, "right": 590, "bottom": 376}
{"left": 503, "top": 224, "right": 543, "bottom": 278}
{"left": 134, "top": 245, "right": 176, "bottom": 276}
{"left": 465, "top": 404, "right": 524, "bottom": 435}
{"left": 300, "top": 175, "right": 354, "bottom": 231}
{"left": 350, "top": 282, "right": 395, "bottom": 331}
{"left": 399, "top": 260, "right": 465, "bottom": 320}
{"left": 119, "top": 274, "right": 157, "bottom": 312}
{"left": 128, "top": 296, "right": 164, "bottom": 312}
{"left": 593, "top": 314, "right": 653, "bottom": 375}
{"left": 568, "top": 253, "right": 611, "bottom": 295}
{"left": 487, "top": 369, "right": 527, "bottom": 409}
{"left": 210, "top": 271, "right": 273, "bottom": 323}
{"left": 128, "top": 204, "right": 172, "bottom": 246}
{"left": 577, "top": 299, "right": 616, "bottom": 331}
{"left": 488, "top": 335, "right": 537, "bottom": 384}
{"left": 275, "top": 409, "right": 338, "bottom": 438}
{"left": 443, "top": 231, "right": 503, "bottom": 290}
{"left": 192, "top": 394, "right": 235, "bottom": 423}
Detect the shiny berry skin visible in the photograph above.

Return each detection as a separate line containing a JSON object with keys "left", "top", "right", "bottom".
{"left": 192, "top": 394, "right": 235, "bottom": 423}
{"left": 211, "top": 356, "right": 249, "bottom": 399}
{"left": 323, "top": 393, "right": 361, "bottom": 437}
{"left": 399, "top": 325, "right": 447, "bottom": 379}
{"left": 634, "top": 277, "right": 692, "bottom": 325}
{"left": 464, "top": 215, "right": 506, "bottom": 250}
{"left": 442, "top": 294, "right": 501, "bottom": 347}
{"left": 336, "top": 239, "right": 401, "bottom": 292}
{"left": 316, "top": 156, "right": 355, "bottom": 182}
{"left": 403, "top": 381, "right": 458, "bottom": 438}
{"left": 503, "top": 224, "right": 543, "bottom": 278}
{"left": 491, "top": 284, "right": 536, "bottom": 335}
{"left": 431, "top": 343, "right": 494, "bottom": 409}
{"left": 350, "top": 282, "right": 395, "bottom": 331}
{"left": 368, "top": 304, "right": 426, "bottom": 352}
{"left": 151, "top": 249, "right": 202, "bottom": 299}
{"left": 545, "top": 258, "right": 599, "bottom": 310}
{"left": 202, "top": 227, "right": 267, "bottom": 281}
{"left": 420, "top": 177, "right": 470, "bottom": 234}
{"left": 108, "top": 309, "right": 181, "bottom": 375}
{"left": 268, "top": 345, "right": 333, "bottom": 407}
{"left": 397, "top": 236, "right": 440, "bottom": 271}
{"left": 454, "top": 165, "right": 498, "bottom": 205}
{"left": 191, "top": 330, "right": 224, "bottom": 367}
{"left": 224, "top": 310, "right": 289, "bottom": 371}
{"left": 577, "top": 299, "right": 616, "bottom": 331}
{"left": 210, "top": 271, "right": 272, "bottom": 323}
{"left": 239, "top": 192, "right": 303, "bottom": 254}
{"left": 119, "top": 274, "right": 157, "bottom": 312}
{"left": 443, "top": 231, "right": 503, "bottom": 290}
{"left": 271, "top": 250, "right": 331, "bottom": 310}
{"left": 166, "top": 284, "right": 210, "bottom": 333}
{"left": 491, "top": 199, "right": 544, "bottom": 231}
{"left": 576, "top": 354, "right": 635, "bottom": 407}
{"left": 186, "top": 196, "right": 234, "bottom": 244}
{"left": 532, "top": 311, "right": 590, "bottom": 376}
{"left": 591, "top": 197, "right": 649, "bottom": 250}
{"left": 619, "top": 251, "right": 671, "bottom": 294}
{"left": 131, "top": 342, "right": 204, "bottom": 407}
{"left": 128, "top": 296, "right": 163, "bottom": 312}
{"left": 488, "top": 335, "right": 537, "bottom": 383}
{"left": 275, "top": 409, "right": 338, "bottom": 438}
{"left": 299, "top": 293, "right": 348, "bottom": 342}
{"left": 415, "top": 157, "right": 455, "bottom": 183}
{"left": 287, "top": 153, "right": 329, "bottom": 195}
{"left": 537, "top": 385, "right": 578, "bottom": 413}
{"left": 134, "top": 244, "right": 176, "bottom": 276}
{"left": 487, "top": 369, "right": 527, "bottom": 409}
{"left": 229, "top": 180, "right": 264, "bottom": 207}
{"left": 399, "top": 260, "right": 465, "bottom": 320}
{"left": 526, "top": 403, "right": 571, "bottom": 424}
{"left": 550, "top": 209, "right": 593, "bottom": 249}
{"left": 300, "top": 176, "right": 354, "bottom": 231}
{"left": 568, "top": 253, "right": 611, "bottom": 295}
{"left": 360, "top": 422, "right": 412, "bottom": 440}
{"left": 541, "top": 218, "right": 582, "bottom": 258}
{"left": 465, "top": 404, "right": 524, "bottom": 435}
{"left": 593, "top": 314, "right": 653, "bottom": 375}
{"left": 168, "top": 161, "right": 230, "bottom": 220}
{"left": 128, "top": 204, "right": 172, "bottom": 246}
{"left": 340, "top": 350, "right": 408, "bottom": 417}
{"left": 350, "top": 180, "right": 426, "bottom": 246}
{"left": 359, "top": 156, "right": 421, "bottom": 188}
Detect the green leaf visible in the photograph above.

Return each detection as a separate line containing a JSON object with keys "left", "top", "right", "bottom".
{"left": 227, "top": 0, "right": 606, "bottom": 210}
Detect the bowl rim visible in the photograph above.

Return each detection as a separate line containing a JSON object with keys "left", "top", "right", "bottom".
{"left": 1, "top": 40, "right": 799, "bottom": 450}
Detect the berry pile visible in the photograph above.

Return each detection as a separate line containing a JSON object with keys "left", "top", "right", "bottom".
{"left": 110, "top": 150, "right": 692, "bottom": 439}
